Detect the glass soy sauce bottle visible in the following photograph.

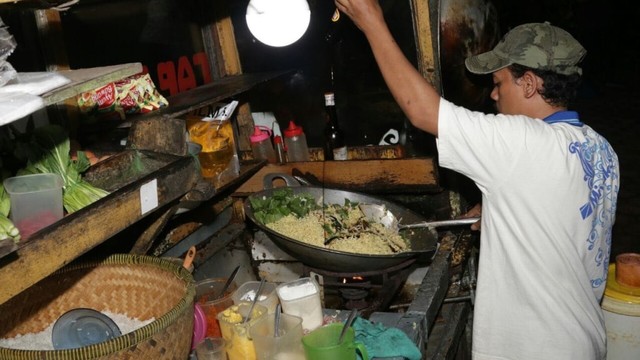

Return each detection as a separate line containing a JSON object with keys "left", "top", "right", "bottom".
{"left": 323, "top": 92, "right": 347, "bottom": 160}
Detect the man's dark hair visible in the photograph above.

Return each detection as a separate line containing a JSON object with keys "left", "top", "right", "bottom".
{"left": 509, "top": 64, "right": 582, "bottom": 107}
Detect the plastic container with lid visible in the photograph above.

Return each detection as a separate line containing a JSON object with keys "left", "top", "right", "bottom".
{"left": 232, "top": 281, "right": 279, "bottom": 314}
{"left": 250, "top": 126, "right": 276, "bottom": 163}
{"left": 283, "top": 120, "right": 310, "bottom": 162}
{"left": 601, "top": 263, "right": 640, "bottom": 360}
{"left": 276, "top": 277, "right": 323, "bottom": 333}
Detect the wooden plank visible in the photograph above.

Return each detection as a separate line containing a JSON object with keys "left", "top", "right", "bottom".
{"left": 147, "top": 71, "right": 293, "bottom": 120}
{"left": 0, "top": 240, "right": 17, "bottom": 260}
{"left": 127, "top": 117, "right": 188, "bottom": 156}
{"left": 233, "top": 158, "right": 440, "bottom": 194}
{"left": 42, "top": 63, "right": 143, "bottom": 105}
{"left": 410, "top": 0, "right": 440, "bottom": 90}
{"left": 34, "top": 9, "right": 69, "bottom": 72}
{"left": 214, "top": 15, "right": 242, "bottom": 76}
{"left": 0, "top": 155, "right": 199, "bottom": 305}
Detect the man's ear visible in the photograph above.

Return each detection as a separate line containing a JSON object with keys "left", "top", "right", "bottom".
{"left": 521, "top": 71, "right": 540, "bottom": 99}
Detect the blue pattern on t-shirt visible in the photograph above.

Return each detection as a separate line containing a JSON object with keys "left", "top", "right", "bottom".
{"left": 544, "top": 111, "right": 619, "bottom": 292}
{"left": 568, "top": 127, "right": 619, "bottom": 289}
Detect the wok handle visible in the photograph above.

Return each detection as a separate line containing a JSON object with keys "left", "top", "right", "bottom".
{"left": 262, "top": 173, "right": 301, "bottom": 189}
{"left": 399, "top": 217, "right": 480, "bottom": 230}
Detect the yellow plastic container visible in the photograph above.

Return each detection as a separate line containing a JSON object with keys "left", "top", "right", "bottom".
{"left": 602, "top": 264, "right": 640, "bottom": 360}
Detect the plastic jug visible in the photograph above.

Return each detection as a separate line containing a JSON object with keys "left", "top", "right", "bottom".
{"left": 283, "top": 120, "right": 310, "bottom": 162}
{"left": 250, "top": 126, "right": 276, "bottom": 163}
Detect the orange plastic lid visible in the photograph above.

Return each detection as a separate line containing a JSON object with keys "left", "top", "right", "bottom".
{"left": 605, "top": 264, "right": 640, "bottom": 303}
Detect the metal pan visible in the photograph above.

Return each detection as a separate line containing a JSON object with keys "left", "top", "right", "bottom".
{"left": 243, "top": 174, "right": 439, "bottom": 273}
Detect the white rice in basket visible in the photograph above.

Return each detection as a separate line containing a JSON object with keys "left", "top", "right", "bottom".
{"left": 0, "top": 311, "right": 154, "bottom": 350}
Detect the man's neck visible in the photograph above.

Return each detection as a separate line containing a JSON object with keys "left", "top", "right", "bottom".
{"left": 524, "top": 101, "right": 567, "bottom": 120}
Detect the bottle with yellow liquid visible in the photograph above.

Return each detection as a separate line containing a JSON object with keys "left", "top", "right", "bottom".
{"left": 186, "top": 101, "right": 238, "bottom": 179}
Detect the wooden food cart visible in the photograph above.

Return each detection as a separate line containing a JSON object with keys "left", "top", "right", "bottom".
{"left": 0, "top": 0, "right": 498, "bottom": 357}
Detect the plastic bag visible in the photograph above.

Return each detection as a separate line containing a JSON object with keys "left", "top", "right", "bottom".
{"left": 0, "top": 16, "right": 17, "bottom": 87}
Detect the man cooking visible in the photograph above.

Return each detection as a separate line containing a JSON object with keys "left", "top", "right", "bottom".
{"left": 335, "top": 1, "right": 620, "bottom": 359}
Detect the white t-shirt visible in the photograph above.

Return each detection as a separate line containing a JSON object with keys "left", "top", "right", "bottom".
{"left": 436, "top": 98, "right": 619, "bottom": 360}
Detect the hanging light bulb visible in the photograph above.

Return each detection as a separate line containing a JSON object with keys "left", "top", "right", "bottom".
{"left": 245, "top": 0, "right": 311, "bottom": 47}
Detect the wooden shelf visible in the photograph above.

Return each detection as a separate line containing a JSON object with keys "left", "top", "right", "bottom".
{"left": 0, "top": 63, "right": 143, "bottom": 127}
{"left": 42, "top": 63, "right": 143, "bottom": 106}
{"left": 139, "top": 70, "right": 294, "bottom": 120}
{"left": 0, "top": 152, "right": 199, "bottom": 305}
{"left": 234, "top": 158, "right": 441, "bottom": 195}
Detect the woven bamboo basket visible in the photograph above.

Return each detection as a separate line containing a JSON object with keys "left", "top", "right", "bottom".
{"left": 0, "top": 254, "right": 195, "bottom": 359}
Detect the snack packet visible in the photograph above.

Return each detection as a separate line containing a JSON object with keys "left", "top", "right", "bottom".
{"left": 77, "top": 73, "right": 168, "bottom": 120}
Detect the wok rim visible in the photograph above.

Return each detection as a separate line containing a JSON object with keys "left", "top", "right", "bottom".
{"left": 243, "top": 186, "right": 437, "bottom": 260}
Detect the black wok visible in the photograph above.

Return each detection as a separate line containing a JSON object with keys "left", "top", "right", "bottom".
{"left": 243, "top": 174, "right": 439, "bottom": 273}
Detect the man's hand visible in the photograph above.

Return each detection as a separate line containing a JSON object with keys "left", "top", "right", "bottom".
{"left": 460, "top": 203, "right": 482, "bottom": 231}
{"left": 334, "top": 0, "right": 385, "bottom": 34}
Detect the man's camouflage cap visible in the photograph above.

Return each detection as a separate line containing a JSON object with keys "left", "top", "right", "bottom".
{"left": 465, "top": 22, "right": 586, "bottom": 76}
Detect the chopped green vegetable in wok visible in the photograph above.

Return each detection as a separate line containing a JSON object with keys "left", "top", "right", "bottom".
{"left": 249, "top": 187, "right": 319, "bottom": 224}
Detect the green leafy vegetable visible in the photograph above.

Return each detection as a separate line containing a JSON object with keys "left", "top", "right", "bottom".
{"left": 249, "top": 187, "right": 318, "bottom": 224}
{"left": 0, "top": 176, "right": 9, "bottom": 218}
{"left": 19, "top": 125, "right": 110, "bottom": 214}
{"left": 0, "top": 214, "right": 20, "bottom": 243}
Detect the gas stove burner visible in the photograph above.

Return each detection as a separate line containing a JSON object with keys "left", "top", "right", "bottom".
{"left": 303, "top": 258, "right": 415, "bottom": 316}
{"left": 340, "top": 287, "right": 370, "bottom": 300}
{"left": 339, "top": 287, "right": 370, "bottom": 310}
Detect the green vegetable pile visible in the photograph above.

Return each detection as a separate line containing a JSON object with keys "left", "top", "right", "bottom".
{"left": 0, "top": 123, "right": 111, "bottom": 242}
{"left": 17, "top": 125, "right": 110, "bottom": 214}
{"left": 249, "top": 187, "right": 319, "bottom": 224}
{"left": 0, "top": 179, "right": 19, "bottom": 243}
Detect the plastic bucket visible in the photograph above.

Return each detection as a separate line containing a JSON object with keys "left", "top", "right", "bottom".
{"left": 602, "top": 264, "right": 640, "bottom": 360}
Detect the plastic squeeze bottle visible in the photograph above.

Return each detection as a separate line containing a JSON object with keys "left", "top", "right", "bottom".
{"left": 250, "top": 126, "right": 276, "bottom": 163}
{"left": 283, "top": 120, "right": 310, "bottom": 162}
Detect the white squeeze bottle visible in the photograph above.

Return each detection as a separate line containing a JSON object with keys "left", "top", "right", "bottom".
{"left": 283, "top": 120, "right": 310, "bottom": 162}
{"left": 250, "top": 126, "right": 276, "bottom": 163}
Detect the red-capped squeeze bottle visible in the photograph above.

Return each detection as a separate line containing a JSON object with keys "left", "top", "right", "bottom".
{"left": 283, "top": 120, "right": 310, "bottom": 162}
{"left": 250, "top": 126, "right": 276, "bottom": 163}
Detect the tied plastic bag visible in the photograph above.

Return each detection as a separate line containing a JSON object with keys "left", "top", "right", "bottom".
{"left": 0, "top": 16, "right": 18, "bottom": 87}
{"left": 186, "top": 101, "right": 241, "bottom": 180}
{"left": 77, "top": 73, "right": 168, "bottom": 121}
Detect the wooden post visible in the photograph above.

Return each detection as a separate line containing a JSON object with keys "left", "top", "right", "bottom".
{"left": 201, "top": 2, "right": 255, "bottom": 152}
{"left": 410, "top": 0, "right": 442, "bottom": 92}
{"left": 34, "top": 9, "right": 82, "bottom": 135}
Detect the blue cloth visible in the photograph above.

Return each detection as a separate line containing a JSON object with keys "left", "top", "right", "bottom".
{"left": 353, "top": 317, "right": 422, "bottom": 360}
